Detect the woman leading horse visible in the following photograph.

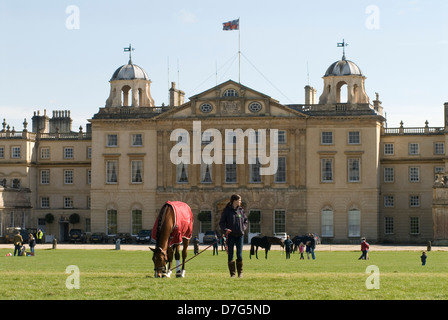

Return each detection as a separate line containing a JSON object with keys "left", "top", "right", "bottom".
{"left": 219, "top": 194, "right": 248, "bottom": 278}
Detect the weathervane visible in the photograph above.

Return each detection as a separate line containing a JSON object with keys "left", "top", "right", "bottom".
{"left": 337, "top": 39, "right": 348, "bottom": 60}
{"left": 124, "top": 43, "right": 135, "bottom": 63}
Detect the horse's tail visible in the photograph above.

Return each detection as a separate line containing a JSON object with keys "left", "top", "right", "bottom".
{"left": 155, "top": 203, "right": 169, "bottom": 247}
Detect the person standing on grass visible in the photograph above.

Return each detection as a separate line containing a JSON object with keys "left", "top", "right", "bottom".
{"left": 284, "top": 235, "right": 293, "bottom": 259}
{"left": 13, "top": 231, "right": 23, "bottom": 256}
{"left": 421, "top": 251, "right": 427, "bottom": 266}
{"left": 305, "top": 241, "right": 311, "bottom": 259}
{"left": 299, "top": 242, "right": 305, "bottom": 260}
{"left": 213, "top": 234, "right": 219, "bottom": 256}
{"left": 29, "top": 234, "right": 36, "bottom": 256}
{"left": 219, "top": 194, "right": 248, "bottom": 278}
{"left": 359, "top": 237, "right": 370, "bottom": 260}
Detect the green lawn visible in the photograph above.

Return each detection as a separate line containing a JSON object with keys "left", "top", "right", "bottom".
{"left": 0, "top": 247, "right": 447, "bottom": 300}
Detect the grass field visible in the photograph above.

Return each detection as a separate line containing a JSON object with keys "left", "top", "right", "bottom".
{"left": 1, "top": 247, "right": 447, "bottom": 300}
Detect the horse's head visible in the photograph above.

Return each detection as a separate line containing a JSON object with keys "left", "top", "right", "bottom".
{"left": 149, "top": 247, "right": 168, "bottom": 278}
{"left": 280, "top": 240, "right": 285, "bottom": 249}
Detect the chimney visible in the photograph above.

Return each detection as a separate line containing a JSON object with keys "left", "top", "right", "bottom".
{"left": 304, "top": 85, "right": 317, "bottom": 105}
{"left": 169, "top": 82, "right": 185, "bottom": 107}
{"left": 32, "top": 110, "right": 50, "bottom": 133}
{"left": 373, "top": 92, "right": 384, "bottom": 116}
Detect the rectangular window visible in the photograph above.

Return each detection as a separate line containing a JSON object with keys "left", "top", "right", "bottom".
{"left": 106, "top": 161, "right": 118, "bottom": 184}
{"left": 274, "top": 157, "right": 286, "bottom": 183}
{"left": 435, "top": 142, "right": 445, "bottom": 155}
{"left": 40, "top": 147, "right": 50, "bottom": 159}
{"left": 348, "top": 209, "right": 361, "bottom": 237}
{"left": 321, "top": 131, "right": 333, "bottom": 145}
{"left": 131, "top": 134, "right": 143, "bottom": 147}
{"left": 64, "top": 147, "right": 73, "bottom": 159}
{"left": 249, "top": 158, "right": 261, "bottom": 183}
{"left": 248, "top": 210, "right": 261, "bottom": 234}
{"left": 276, "top": 131, "right": 286, "bottom": 144}
{"left": 348, "top": 131, "right": 360, "bottom": 145}
{"left": 0, "top": 146, "right": 4, "bottom": 158}
{"left": 384, "top": 217, "right": 394, "bottom": 234}
{"left": 64, "top": 197, "right": 73, "bottom": 208}
{"left": 176, "top": 163, "right": 188, "bottom": 183}
{"left": 321, "top": 159, "right": 333, "bottom": 182}
{"left": 87, "top": 147, "right": 92, "bottom": 159}
{"left": 409, "top": 143, "right": 419, "bottom": 155}
{"left": 106, "top": 134, "right": 118, "bottom": 147}
{"left": 384, "top": 167, "right": 395, "bottom": 183}
{"left": 11, "top": 146, "right": 21, "bottom": 159}
{"left": 410, "top": 217, "right": 419, "bottom": 234}
{"left": 384, "top": 195, "right": 395, "bottom": 208}
{"left": 274, "top": 210, "right": 286, "bottom": 234}
{"left": 410, "top": 167, "right": 420, "bottom": 183}
{"left": 384, "top": 143, "right": 394, "bottom": 155}
{"left": 200, "top": 162, "right": 212, "bottom": 183}
{"left": 225, "top": 158, "right": 237, "bottom": 183}
{"left": 348, "top": 158, "right": 360, "bottom": 182}
{"left": 87, "top": 170, "right": 91, "bottom": 185}
{"left": 131, "top": 160, "right": 143, "bottom": 183}
{"left": 40, "top": 197, "right": 50, "bottom": 208}
{"left": 199, "top": 210, "right": 212, "bottom": 233}
{"left": 410, "top": 195, "right": 420, "bottom": 207}
{"left": 40, "top": 170, "right": 50, "bottom": 184}
{"left": 64, "top": 170, "right": 74, "bottom": 184}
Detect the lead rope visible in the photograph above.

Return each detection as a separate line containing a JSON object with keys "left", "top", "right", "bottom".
{"left": 168, "top": 240, "right": 216, "bottom": 272}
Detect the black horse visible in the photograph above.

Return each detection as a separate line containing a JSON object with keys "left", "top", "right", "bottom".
{"left": 250, "top": 236, "right": 284, "bottom": 259}
{"left": 292, "top": 234, "right": 318, "bottom": 252}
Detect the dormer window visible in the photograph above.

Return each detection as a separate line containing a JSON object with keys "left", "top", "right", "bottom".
{"left": 223, "top": 89, "right": 238, "bottom": 97}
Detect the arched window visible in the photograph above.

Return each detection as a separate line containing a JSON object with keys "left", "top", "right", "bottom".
{"left": 107, "top": 208, "right": 117, "bottom": 235}
{"left": 131, "top": 206, "right": 142, "bottom": 235}
{"left": 348, "top": 209, "right": 361, "bottom": 237}
{"left": 138, "top": 88, "right": 143, "bottom": 107}
{"left": 321, "top": 208, "right": 334, "bottom": 237}
{"left": 336, "top": 81, "right": 348, "bottom": 103}
{"left": 121, "top": 85, "right": 131, "bottom": 107}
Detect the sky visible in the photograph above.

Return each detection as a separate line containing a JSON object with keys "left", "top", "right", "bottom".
{"left": 0, "top": 0, "right": 447, "bottom": 131}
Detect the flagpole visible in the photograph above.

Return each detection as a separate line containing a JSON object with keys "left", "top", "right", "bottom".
{"left": 238, "top": 17, "right": 241, "bottom": 83}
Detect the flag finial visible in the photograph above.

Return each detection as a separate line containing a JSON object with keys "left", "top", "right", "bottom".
{"left": 124, "top": 43, "right": 135, "bottom": 64}
{"left": 337, "top": 39, "right": 348, "bottom": 60}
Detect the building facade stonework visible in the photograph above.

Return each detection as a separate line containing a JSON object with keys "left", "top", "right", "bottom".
{"left": 1, "top": 55, "right": 447, "bottom": 244}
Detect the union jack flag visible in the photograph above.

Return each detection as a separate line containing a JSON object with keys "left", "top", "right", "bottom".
{"left": 223, "top": 19, "right": 239, "bottom": 31}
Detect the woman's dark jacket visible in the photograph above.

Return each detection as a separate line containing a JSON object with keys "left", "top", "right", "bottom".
{"left": 219, "top": 206, "right": 248, "bottom": 237}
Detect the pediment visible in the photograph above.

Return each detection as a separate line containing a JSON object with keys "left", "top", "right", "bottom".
{"left": 155, "top": 80, "right": 308, "bottom": 120}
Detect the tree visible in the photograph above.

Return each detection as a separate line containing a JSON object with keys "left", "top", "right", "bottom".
{"left": 69, "top": 213, "right": 80, "bottom": 226}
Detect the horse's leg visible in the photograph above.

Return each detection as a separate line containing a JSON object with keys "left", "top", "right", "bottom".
{"left": 173, "top": 244, "right": 183, "bottom": 277}
{"left": 166, "top": 246, "right": 174, "bottom": 278}
{"left": 265, "top": 248, "right": 268, "bottom": 259}
{"left": 179, "top": 238, "right": 189, "bottom": 278}
{"left": 255, "top": 246, "right": 259, "bottom": 259}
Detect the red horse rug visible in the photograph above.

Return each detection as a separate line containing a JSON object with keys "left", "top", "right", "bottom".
{"left": 152, "top": 201, "right": 193, "bottom": 246}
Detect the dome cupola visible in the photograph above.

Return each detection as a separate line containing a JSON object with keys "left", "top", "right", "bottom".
{"left": 105, "top": 45, "right": 155, "bottom": 108}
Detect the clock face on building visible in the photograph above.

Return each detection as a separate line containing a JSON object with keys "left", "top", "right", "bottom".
{"left": 200, "top": 103, "right": 213, "bottom": 113}
{"left": 248, "top": 102, "right": 262, "bottom": 113}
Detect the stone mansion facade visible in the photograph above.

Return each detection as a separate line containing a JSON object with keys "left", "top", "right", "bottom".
{"left": 1, "top": 54, "right": 448, "bottom": 244}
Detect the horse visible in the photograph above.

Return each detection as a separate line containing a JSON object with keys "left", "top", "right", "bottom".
{"left": 249, "top": 236, "right": 285, "bottom": 259}
{"left": 292, "top": 234, "right": 317, "bottom": 253}
{"left": 149, "top": 201, "right": 193, "bottom": 278}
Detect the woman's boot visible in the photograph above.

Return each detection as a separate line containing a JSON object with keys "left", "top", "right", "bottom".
{"left": 228, "top": 260, "right": 236, "bottom": 278}
{"left": 236, "top": 260, "right": 243, "bottom": 278}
